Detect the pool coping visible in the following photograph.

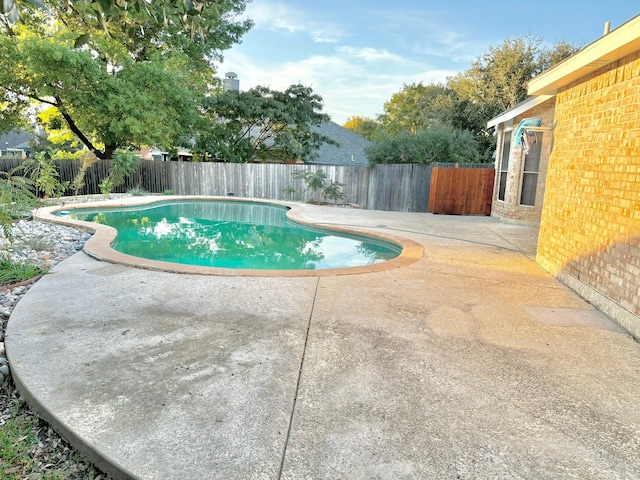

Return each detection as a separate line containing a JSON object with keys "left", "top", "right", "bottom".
{"left": 36, "top": 195, "right": 424, "bottom": 277}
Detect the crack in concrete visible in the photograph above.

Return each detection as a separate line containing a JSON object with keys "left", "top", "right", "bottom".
{"left": 277, "top": 276, "right": 320, "bottom": 479}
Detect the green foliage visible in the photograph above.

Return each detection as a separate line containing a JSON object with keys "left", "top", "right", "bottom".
{"left": 366, "top": 125, "right": 479, "bottom": 165}
{"left": 322, "top": 181, "right": 346, "bottom": 203}
{"left": 36, "top": 107, "right": 85, "bottom": 154}
{"left": 1, "top": 0, "right": 252, "bottom": 158}
{"left": 0, "top": 255, "right": 47, "bottom": 285}
{"left": 290, "top": 170, "right": 345, "bottom": 204}
{"left": 378, "top": 83, "right": 451, "bottom": 135}
{"left": 196, "top": 84, "right": 334, "bottom": 163}
{"left": 447, "top": 36, "right": 581, "bottom": 121}
{"left": 0, "top": 396, "right": 101, "bottom": 478}
{"left": 1, "top": 0, "right": 242, "bottom": 44}
{"left": 0, "top": 170, "right": 37, "bottom": 241}
{"left": 72, "top": 151, "right": 98, "bottom": 196}
{"left": 15, "top": 233, "right": 50, "bottom": 251}
{"left": 343, "top": 116, "right": 381, "bottom": 141}
{"left": 99, "top": 178, "right": 113, "bottom": 197}
{"left": 127, "top": 186, "right": 148, "bottom": 196}
{"left": 373, "top": 37, "right": 580, "bottom": 163}
{"left": 0, "top": 400, "right": 39, "bottom": 476}
{"left": 20, "top": 151, "right": 69, "bottom": 199}
{"left": 163, "top": 189, "right": 174, "bottom": 195}
{"left": 108, "top": 150, "right": 140, "bottom": 188}
{"left": 282, "top": 186, "right": 296, "bottom": 198}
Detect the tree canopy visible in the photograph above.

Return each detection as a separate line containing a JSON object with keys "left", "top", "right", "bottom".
{"left": 366, "top": 124, "right": 479, "bottom": 165}
{"left": 1, "top": 0, "right": 229, "bottom": 40}
{"left": 343, "top": 116, "right": 380, "bottom": 141}
{"left": 370, "top": 36, "right": 581, "bottom": 163}
{"left": 195, "top": 84, "right": 334, "bottom": 163}
{"left": 0, "top": 0, "right": 252, "bottom": 159}
{"left": 378, "top": 83, "right": 450, "bottom": 135}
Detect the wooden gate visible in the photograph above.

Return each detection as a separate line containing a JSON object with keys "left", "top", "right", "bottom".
{"left": 428, "top": 167, "right": 495, "bottom": 215}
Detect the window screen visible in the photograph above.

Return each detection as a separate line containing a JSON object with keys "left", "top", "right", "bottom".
{"left": 498, "top": 122, "right": 512, "bottom": 201}
{"left": 519, "top": 132, "right": 543, "bottom": 206}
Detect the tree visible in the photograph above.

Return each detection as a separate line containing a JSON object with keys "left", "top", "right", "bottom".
{"left": 445, "top": 37, "right": 580, "bottom": 161}
{"left": 0, "top": 0, "right": 252, "bottom": 159}
{"left": 36, "top": 107, "right": 85, "bottom": 154}
{"left": 372, "top": 37, "right": 581, "bottom": 163}
{"left": 195, "top": 84, "right": 335, "bottom": 163}
{"left": 343, "top": 116, "right": 380, "bottom": 141}
{"left": 447, "top": 36, "right": 580, "bottom": 120}
{"left": 377, "top": 83, "right": 450, "bottom": 135}
{"left": 1, "top": 0, "right": 230, "bottom": 41}
{"left": 366, "top": 125, "right": 479, "bottom": 165}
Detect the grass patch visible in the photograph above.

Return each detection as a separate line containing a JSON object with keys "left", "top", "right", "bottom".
{"left": 0, "top": 400, "right": 38, "bottom": 478}
{"left": 0, "top": 397, "right": 102, "bottom": 479}
{"left": 126, "top": 186, "right": 148, "bottom": 196}
{"left": 0, "top": 256, "right": 47, "bottom": 286}
{"left": 16, "top": 235, "right": 51, "bottom": 251}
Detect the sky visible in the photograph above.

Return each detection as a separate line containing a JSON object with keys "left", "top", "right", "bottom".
{"left": 218, "top": 1, "right": 639, "bottom": 125}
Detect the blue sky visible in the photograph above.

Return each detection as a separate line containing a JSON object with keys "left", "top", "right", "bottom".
{"left": 218, "top": 1, "right": 639, "bottom": 124}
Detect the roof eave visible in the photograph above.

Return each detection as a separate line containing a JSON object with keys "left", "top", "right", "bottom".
{"left": 486, "top": 95, "right": 553, "bottom": 129}
{"left": 528, "top": 14, "right": 640, "bottom": 95}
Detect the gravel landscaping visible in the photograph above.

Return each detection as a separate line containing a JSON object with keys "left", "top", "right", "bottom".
{"left": 0, "top": 217, "right": 109, "bottom": 479}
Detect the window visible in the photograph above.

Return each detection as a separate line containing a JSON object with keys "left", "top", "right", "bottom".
{"left": 519, "top": 132, "right": 543, "bottom": 206}
{"left": 497, "top": 120, "right": 512, "bottom": 201}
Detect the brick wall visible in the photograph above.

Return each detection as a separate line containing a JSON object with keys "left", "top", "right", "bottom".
{"left": 537, "top": 50, "right": 640, "bottom": 338}
{"left": 492, "top": 99, "right": 555, "bottom": 224}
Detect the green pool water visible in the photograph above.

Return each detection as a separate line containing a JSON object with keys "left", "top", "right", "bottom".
{"left": 61, "top": 200, "right": 401, "bottom": 270}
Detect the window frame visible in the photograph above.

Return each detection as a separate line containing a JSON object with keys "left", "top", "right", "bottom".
{"left": 497, "top": 120, "right": 513, "bottom": 202}
{"left": 518, "top": 131, "right": 543, "bottom": 207}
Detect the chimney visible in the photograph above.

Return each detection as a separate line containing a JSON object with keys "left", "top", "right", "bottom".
{"left": 223, "top": 72, "right": 239, "bottom": 92}
{"left": 603, "top": 21, "right": 611, "bottom": 35}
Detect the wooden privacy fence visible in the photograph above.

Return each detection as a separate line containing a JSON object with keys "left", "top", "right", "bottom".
{"left": 428, "top": 167, "right": 495, "bottom": 215}
{"left": 0, "top": 159, "right": 492, "bottom": 213}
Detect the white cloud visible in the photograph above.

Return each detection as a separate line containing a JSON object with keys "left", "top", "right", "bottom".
{"left": 217, "top": 3, "right": 479, "bottom": 124}
{"left": 335, "top": 46, "right": 405, "bottom": 63}
{"left": 245, "top": 0, "right": 345, "bottom": 43}
{"left": 220, "top": 48, "right": 457, "bottom": 124}
{"left": 367, "top": 9, "right": 483, "bottom": 63}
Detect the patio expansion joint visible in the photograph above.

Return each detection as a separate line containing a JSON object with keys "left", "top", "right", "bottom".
{"left": 482, "top": 224, "right": 537, "bottom": 261}
{"left": 277, "top": 276, "right": 321, "bottom": 479}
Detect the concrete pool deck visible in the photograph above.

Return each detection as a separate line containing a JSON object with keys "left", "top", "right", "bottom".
{"left": 6, "top": 203, "right": 640, "bottom": 479}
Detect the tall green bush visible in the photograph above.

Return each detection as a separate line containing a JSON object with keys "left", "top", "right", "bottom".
{"left": 100, "top": 150, "right": 141, "bottom": 195}
{"left": 366, "top": 124, "right": 479, "bottom": 165}
{"left": 289, "top": 170, "right": 345, "bottom": 204}
{"left": 0, "top": 169, "right": 37, "bottom": 240}
{"left": 20, "top": 151, "right": 69, "bottom": 199}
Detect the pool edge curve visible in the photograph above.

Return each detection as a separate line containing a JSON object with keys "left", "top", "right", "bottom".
{"left": 36, "top": 196, "right": 424, "bottom": 277}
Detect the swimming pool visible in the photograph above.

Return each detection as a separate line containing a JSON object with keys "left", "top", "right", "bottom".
{"left": 58, "top": 200, "right": 402, "bottom": 270}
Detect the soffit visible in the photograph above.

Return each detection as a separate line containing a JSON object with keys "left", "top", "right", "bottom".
{"left": 486, "top": 95, "right": 553, "bottom": 128}
{"left": 528, "top": 14, "right": 640, "bottom": 95}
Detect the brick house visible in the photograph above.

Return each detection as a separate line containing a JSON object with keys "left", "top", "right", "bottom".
{"left": 490, "top": 14, "right": 640, "bottom": 338}
{"left": 487, "top": 95, "right": 556, "bottom": 224}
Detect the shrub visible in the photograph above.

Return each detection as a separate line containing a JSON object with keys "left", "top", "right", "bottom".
{"left": 0, "top": 170, "right": 37, "bottom": 241}
{"left": 289, "top": 170, "right": 345, "bottom": 204}
{"left": 366, "top": 124, "right": 479, "bottom": 165}
{"left": 108, "top": 150, "right": 140, "bottom": 188}
{"left": 127, "top": 186, "right": 148, "bottom": 196}
{"left": 72, "top": 151, "right": 98, "bottom": 196}
{"left": 0, "top": 255, "right": 47, "bottom": 285}
{"left": 20, "top": 151, "right": 69, "bottom": 199}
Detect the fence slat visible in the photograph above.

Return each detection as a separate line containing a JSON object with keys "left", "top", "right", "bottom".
{"left": 0, "top": 159, "right": 492, "bottom": 212}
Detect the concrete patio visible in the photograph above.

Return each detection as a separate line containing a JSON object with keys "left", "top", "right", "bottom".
{"left": 6, "top": 204, "right": 640, "bottom": 479}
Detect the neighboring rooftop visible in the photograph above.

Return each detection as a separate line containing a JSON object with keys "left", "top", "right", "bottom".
{"left": 308, "top": 121, "right": 371, "bottom": 167}
{"left": 0, "top": 130, "right": 34, "bottom": 152}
